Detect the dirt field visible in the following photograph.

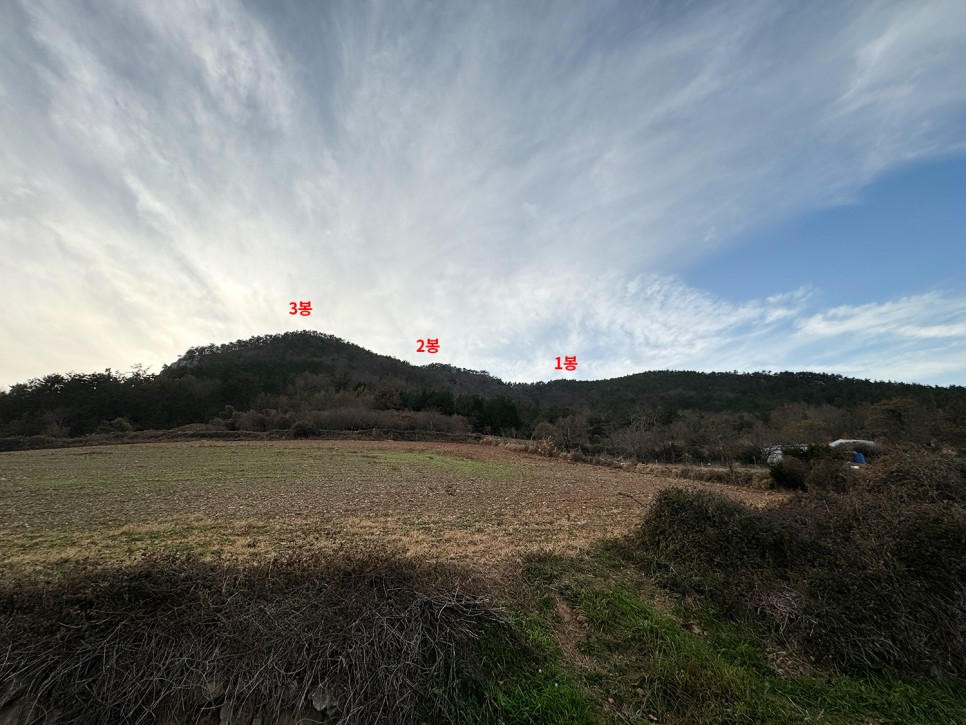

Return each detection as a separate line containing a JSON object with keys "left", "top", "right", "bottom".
{"left": 0, "top": 440, "right": 784, "bottom": 578}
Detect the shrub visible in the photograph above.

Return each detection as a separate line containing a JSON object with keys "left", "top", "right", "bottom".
{"left": 889, "top": 507, "right": 966, "bottom": 591}
{"left": 237, "top": 410, "right": 269, "bottom": 432}
{"left": 531, "top": 421, "right": 556, "bottom": 441}
{"left": 859, "top": 446, "right": 966, "bottom": 504}
{"left": 782, "top": 443, "right": 841, "bottom": 462}
{"left": 624, "top": 448, "right": 966, "bottom": 677}
{"left": 804, "top": 459, "right": 856, "bottom": 493}
{"left": 793, "top": 510, "right": 966, "bottom": 675}
{"left": 95, "top": 417, "right": 134, "bottom": 434}
{"left": 273, "top": 412, "right": 294, "bottom": 430}
{"left": 769, "top": 457, "right": 807, "bottom": 490}
{"left": 624, "top": 489, "right": 816, "bottom": 618}
{"left": 290, "top": 421, "right": 319, "bottom": 438}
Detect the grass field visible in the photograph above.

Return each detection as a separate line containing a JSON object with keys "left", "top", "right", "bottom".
{"left": 0, "top": 439, "right": 781, "bottom": 580}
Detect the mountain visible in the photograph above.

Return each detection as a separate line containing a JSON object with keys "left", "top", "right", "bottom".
{"left": 165, "top": 331, "right": 510, "bottom": 399}
{"left": 163, "top": 331, "right": 959, "bottom": 416}
{"left": 2, "top": 331, "right": 964, "bottom": 455}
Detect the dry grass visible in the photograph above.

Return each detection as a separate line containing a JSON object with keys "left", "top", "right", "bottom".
{"left": 0, "top": 440, "right": 784, "bottom": 581}
{"left": 0, "top": 549, "right": 504, "bottom": 724}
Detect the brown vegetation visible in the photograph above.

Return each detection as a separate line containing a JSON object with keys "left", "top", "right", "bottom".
{"left": 0, "top": 549, "right": 502, "bottom": 724}
{"left": 622, "top": 446, "right": 966, "bottom": 677}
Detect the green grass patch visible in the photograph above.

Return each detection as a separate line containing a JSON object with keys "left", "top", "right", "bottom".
{"left": 435, "top": 619, "right": 596, "bottom": 724}
{"left": 519, "top": 549, "right": 966, "bottom": 724}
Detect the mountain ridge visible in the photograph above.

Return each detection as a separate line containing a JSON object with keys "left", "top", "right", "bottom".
{"left": 2, "top": 330, "right": 964, "bottom": 453}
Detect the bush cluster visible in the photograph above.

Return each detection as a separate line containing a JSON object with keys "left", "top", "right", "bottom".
{"left": 768, "top": 445, "right": 857, "bottom": 491}
{"left": 624, "top": 447, "right": 966, "bottom": 677}
{"left": 288, "top": 409, "right": 471, "bottom": 437}
{"left": 768, "top": 457, "right": 809, "bottom": 490}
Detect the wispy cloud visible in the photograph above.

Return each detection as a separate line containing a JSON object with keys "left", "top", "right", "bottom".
{"left": 798, "top": 293, "right": 966, "bottom": 339}
{"left": 1, "top": 0, "right": 965, "bottom": 387}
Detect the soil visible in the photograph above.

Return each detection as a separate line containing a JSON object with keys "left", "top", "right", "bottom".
{"left": 0, "top": 439, "right": 786, "bottom": 576}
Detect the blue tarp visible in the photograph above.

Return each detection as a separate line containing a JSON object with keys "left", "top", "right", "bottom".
{"left": 851, "top": 451, "right": 867, "bottom": 464}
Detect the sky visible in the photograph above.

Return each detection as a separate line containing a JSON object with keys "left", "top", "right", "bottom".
{"left": 2, "top": 0, "right": 966, "bottom": 389}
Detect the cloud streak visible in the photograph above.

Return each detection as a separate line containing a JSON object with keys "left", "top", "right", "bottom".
{"left": 1, "top": 0, "right": 965, "bottom": 387}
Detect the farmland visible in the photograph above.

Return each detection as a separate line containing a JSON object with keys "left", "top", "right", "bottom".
{"left": 2, "top": 441, "right": 964, "bottom": 724}
{"left": 0, "top": 440, "right": 779, "bottom": 580}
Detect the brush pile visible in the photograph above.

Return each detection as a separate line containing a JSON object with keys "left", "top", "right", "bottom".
{"left": 0, "top": 548, "right": 501, "bottom": 724}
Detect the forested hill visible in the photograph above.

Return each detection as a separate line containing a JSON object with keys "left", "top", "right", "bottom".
{"left": 526, "top": 368, "right": 958, "bottom": 416}
{"left": 165, "top": 331, "right": 956, "bottom": 414}
{"left": 1, "top": 331, "right": 964, "bottom": 454}
{"left": 166, "top": 331, "right": 509, "bottom": 399}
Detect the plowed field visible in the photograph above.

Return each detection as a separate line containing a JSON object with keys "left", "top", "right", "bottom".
{"left": 0, "top": 440, "right": 783, "bottom": 578}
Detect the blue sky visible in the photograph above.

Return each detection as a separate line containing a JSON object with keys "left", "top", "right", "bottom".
{"left": 2, "top": 0, "right": 965, "bottom": 388}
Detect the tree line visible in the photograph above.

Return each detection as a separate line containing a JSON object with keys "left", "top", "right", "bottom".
{"left": 2, "top": 331, "right": 964, "bottom": 460}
